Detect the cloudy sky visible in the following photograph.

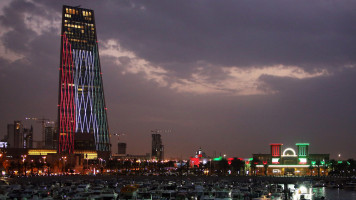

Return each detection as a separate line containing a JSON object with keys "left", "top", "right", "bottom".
{"left": 1, "top": 0, "right": 356, "bottom": 159}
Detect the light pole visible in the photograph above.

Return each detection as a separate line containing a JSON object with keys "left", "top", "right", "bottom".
{"left": 21, "top": 155, "right": 27, "bottom": 175}
{"left": 42, "top": 156, "right": 47, "bottom": 175}
{"left": 85, "top": 154, "right": 89, "bottom": 174}
{"left": 62, "top": 156, "right": 67, "bottom": 174}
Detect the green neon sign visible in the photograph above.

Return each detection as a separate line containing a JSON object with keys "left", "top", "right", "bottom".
{"left": 213, "top": 157, "right": 222, "bottom": 161}
{"left": 296, "top": 143, "right": 310, "bottom": 146}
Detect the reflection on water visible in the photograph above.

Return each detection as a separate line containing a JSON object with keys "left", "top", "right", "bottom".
{"left": 286, "top": 184, "right": 356, "bottom": 200}
{"left": 313, "top": 187, "right": 356, "bottom": 200}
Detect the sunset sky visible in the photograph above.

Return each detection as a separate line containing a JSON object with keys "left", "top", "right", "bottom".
{"left": 1, "top": 0, "right": 356, "bottom": 159}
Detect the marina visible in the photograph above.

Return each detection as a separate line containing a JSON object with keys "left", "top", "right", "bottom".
{"left": 1, "top": 175, "right": 356, "bottom": 199}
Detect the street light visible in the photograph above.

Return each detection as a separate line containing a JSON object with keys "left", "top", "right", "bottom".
{"left": 62, "top": 156, "right": 67, "bottom": 173}
{"left": 21, "top": 155, "right": 27, "bottom": 163}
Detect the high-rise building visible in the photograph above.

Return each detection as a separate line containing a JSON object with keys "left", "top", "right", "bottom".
{"left": 151, "top": 134, "right": 164, "bottom": 161}
{"left": 45, "top": 126, "right": 55, "bottom": 149}
{"left": 117, "top": 143, "right": 126, "bottom": 155}
{"left": 58, "top": 5, "right": 110, "bottom": 155}
{"left": 23, "top": 126, "right": 33, "bottom": 149}
{"left": 7, "top": 121, "right": 24, "bottom": 148}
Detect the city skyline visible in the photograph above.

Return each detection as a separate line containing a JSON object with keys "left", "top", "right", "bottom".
{"left": 1, "top": 1, "right": 356, "bottom": 159}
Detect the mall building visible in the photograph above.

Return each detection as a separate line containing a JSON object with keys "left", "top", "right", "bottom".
{"left": 252, "top": 143, "right": 329, "bottom": 176}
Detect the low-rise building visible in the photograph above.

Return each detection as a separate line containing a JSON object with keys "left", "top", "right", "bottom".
{"left": 252, "top": 143, "right": 329, "bottom": 176}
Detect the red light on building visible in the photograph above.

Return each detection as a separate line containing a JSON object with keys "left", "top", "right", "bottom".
{"left": 227, "top": 158, "right": 234, "bottom": 165}
{"left": 270, "top": 143, "right": 283, "bottom": 157}
{"left": 190, "top": 157, "right": 200, "bottom": 167}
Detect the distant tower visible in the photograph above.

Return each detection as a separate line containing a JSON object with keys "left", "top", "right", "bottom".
{"left": 117, "top": 143, "right": 126, "bottom": 155}
{"left": 7, "top": 121, "right": 24, "bottom": 148}
{"left": 152, "top": 134, "right": 164, "bottom": 161}
{"left": 45, "top": 126, "right": 55, "bottom": 149}
{"left": 58, "top": 5, "right": 110, "bottom": 155}
{"left": 23, "top": 125, "right": 33, "bottom": 148}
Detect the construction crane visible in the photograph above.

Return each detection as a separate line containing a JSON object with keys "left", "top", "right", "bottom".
{"left": 150, "top": 129, "right": 172, "bottom": 135}
{"left": 111, "top": 133, "right": 126, "bottom": 143}
{"left": 25, "top": 117, "right": 55, "bottom": 147}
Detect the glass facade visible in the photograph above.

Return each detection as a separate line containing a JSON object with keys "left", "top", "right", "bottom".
{"left": 58, "top": 5, "right": 110, "bottom": 153}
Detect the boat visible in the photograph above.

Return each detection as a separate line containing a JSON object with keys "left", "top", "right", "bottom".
{"left": 119, "top": 184, "right": 139, "bottom": 200}
{"left": 215, "top": 189, "right": 232, "bottom": 200}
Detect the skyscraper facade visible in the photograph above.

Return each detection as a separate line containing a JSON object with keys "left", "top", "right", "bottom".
{"left": 7, "top": 121, "right": 23, "bottom": 148}
{"left": 117, "top": 142, "right": 126, "bottom": 155}
{"left": 45, "top": 126, "right": 55, "bottom": 149}
{"left": 23, "top": 126, "right": 33, "bottom": 149}
{"left": 151, "top": 134, "right": 164, "bottom": 161}
{"left": 58, "top": 5, "right": 110, "bottom": 154}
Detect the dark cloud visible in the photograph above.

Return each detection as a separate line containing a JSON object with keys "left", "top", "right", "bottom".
{"left": 0, "top": 0, "right": 355, "bottom": 159}
{"left": 93, "top": 1, "right": 356, "bottom": 70}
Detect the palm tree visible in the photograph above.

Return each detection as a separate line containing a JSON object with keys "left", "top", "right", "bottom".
{"left": 23, "top": 161, "right": 29, "bottom": 176}
{"left": 264, "top": 164, "right": 268, "bottom": 176}
{"left": 250, "top": 158, "right": 260, "bottom": 176}
{"left": 328, "top": 159, "right": 337, "bottom": 175}
{"left": 218, "top": 159, "right": 229, "bottom": 175}
{"left": 315, "top": 160, "right": 321, "bottom": 177}
{"left": 231, "top": 159, "right": 245, "bottom": 175}
{"left": 9, "top": 161, "right": 17, "bottom": 175}
{"left": 347, "top": 159, "right": 356, "bottom": 177}
{"left": 309, "top": 164, "right": 314, "bottom": 176}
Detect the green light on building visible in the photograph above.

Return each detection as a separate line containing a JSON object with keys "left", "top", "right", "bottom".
{"left": 296, "top": 143, "right": 310, "bottom": 146}
{"left": 311, "top": 161, "right": 316, "bottom": 165}
{"left": 213, "top": 157, "right": 222, "bottom": 161}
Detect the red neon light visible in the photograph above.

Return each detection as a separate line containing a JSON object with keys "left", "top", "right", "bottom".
{"left": 263, "top": 161, "right": 267, "bottom": 165}
{"left": 59, "top": 33, "right": 75, "bottom": 154}
{"left": 271, "top": 145, "right": 281, "bottom": 157}
{"left": 190, "top": 157, "right": 200, "bottom": 167}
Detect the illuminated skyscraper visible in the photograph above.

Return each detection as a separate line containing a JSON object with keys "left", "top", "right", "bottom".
{"left": 58, "top": 5, "right": 110, "bottom": 154}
